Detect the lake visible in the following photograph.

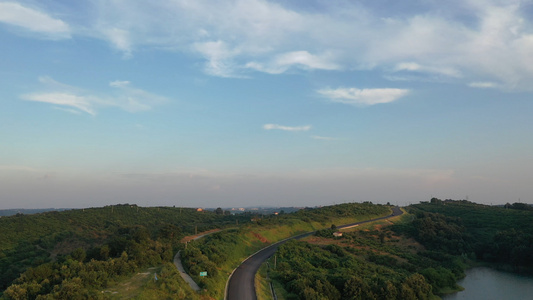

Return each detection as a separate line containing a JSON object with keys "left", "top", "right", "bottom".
{"left": 444, "top": 267, "right": 533, "bottom": 300}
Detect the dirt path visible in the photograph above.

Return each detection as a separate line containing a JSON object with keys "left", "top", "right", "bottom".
{"left": 180, "top": 228, "right": 222, "bottom": 243}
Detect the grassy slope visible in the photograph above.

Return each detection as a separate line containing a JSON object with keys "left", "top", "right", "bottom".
{"left": 183, "top": 203, "right": 393, "bottom": 299}
{"left": 268, "top": 210, "right": 464, "bottom": 299}
{"left": 268, "top": 209, "right": 408, "bottom": 299}
{"left": 0, "top": 205, "right": 235, "bottom": 296}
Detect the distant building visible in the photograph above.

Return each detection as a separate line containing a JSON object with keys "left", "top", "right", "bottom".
{"left": 333, "top": 232, "right": 343, "bottom": 237}
{"left": 196, "top": 208, "right": 203, "bottom": 212}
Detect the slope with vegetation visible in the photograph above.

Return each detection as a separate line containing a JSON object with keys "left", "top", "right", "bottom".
{"left": 407, "top": 198, "right": 533, "bottom": 272}
{"left": 266, "top": 199, "right": 533, "bottom": 300}
{"left": 269, "top": 212, "right": 462, "bottom": 299}
{"left": 0, "top": 204, "right": 243, "bottom": 299}
{"left": 7, "top": 200, "right": 524, "bottom": 299}
{"left": 181, "top": 202, "right": 392, "bottom": 299}
{"left": 0, "top": 202, "right": 391, "bottom": 299}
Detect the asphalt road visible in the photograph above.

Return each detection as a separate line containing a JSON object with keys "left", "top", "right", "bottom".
{"left": 225, "top": 206, "right": 403, "bottom": 300}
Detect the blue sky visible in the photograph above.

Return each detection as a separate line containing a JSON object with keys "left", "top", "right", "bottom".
{"left": 1, "top": 0, "right": 533, "bottom": 209}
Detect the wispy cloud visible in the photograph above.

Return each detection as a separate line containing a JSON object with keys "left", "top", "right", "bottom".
{"left": 263, "top": 124, "right": 311, "bottom": 132}
{"left": 23, "top": 92, "right": 96, "bottom": 115}
{"left": 72, "top": 0, "right": 533, "bottom": 89}
{"left": 468, "top": 81, "right": 499, "bottom": 89}
{"left": 317, "top": 87, "right": 410, "bottom": 106}
{"left": 101, "top": 27, "right": 133, "bottom": 58}
{"left": 246, "top": 51, "right": 340, "bottom": 74}
{"left": 0, "top": 2, "right": 70, "bottom": 39}
{"left": 393, "top": 62, "right": 462, "bottom": 78}
{"left": 193, "top": 40, "right": 243, "bottom": 77}
{"left": 21, "top": 77, "right": 168, "bottom": 115}
{"left": 311, "top": 135, "right": 339, "bottom": 141}
{"left": 4, "top": 1, "right": 533, "bottom": 90}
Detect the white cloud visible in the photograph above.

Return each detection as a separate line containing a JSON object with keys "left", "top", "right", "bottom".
{"left": 21, "top": 77, "right": 168, "bottom": 115}
{"left": 109, "top": 80, "right": 130, "bottom": 88}
{"left": 311, "top": 135, "right": 338, "bottom": 141}
{"left": 102, "top": 27, "right": 132, "bottom": 58}
{"left": 193, "top": 40, "right": 242, "bottom": 77}
{"left": 393, "top": 62, "right": 462, "bottom": 78}
{"left": 317, "top": 87, "right": 410, "bottom": 106}
{"left": 263, "top": 124, "right": 311, "bottom": 132}
{"left": 6, "top": 1, "right": 533, "bottom": 90}
{"left": 468, "top": 81, "right": 499, "bottom": 88}
{"left": 246, "top": 51, "right": 340, "bottom": 74}
{"left": 22, "top": 92, "right": 96, "bottom": 115}
{"left": 53, "top": 107, "right": 82, "bottom": 115}
{"left": 0, "top": 2, "right": 70, "bottom": 39}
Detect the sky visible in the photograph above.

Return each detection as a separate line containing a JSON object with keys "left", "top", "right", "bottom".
{"left": 1, "top": 0, "right": 533, "bottom": 209}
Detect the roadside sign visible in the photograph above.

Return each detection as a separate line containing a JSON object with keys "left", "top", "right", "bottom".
{"left": 200, "top": 271, "right": 207, "bottom": 277}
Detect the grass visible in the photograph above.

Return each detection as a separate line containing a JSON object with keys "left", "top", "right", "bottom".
{"left": 255, "top": 261, "right": 273, "bottom": 300}
{"left": 105, "top": 266, "right": 162, "bottom": 299}
{"left": 184, "top": 206, "right": 395, "bottom": 299}
{"left": 271, "top": 279, "right": 289, "bottom": 300}
{"left": 255, "top": 209, "right": 400, "bottom": 299}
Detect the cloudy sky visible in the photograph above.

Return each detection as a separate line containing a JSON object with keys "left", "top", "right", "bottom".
{"left": 1, "top": 0, "right": 533, "bottom": 209}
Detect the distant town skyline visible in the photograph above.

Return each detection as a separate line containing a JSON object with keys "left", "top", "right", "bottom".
{"left": 1, "top": 0, "right": 533, "bottom": 209}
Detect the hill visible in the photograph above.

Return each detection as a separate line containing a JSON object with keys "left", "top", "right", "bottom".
{"left": 0, "top": 204, "right": 244, "bottom": 297}
{"left": 5, "top": 200, "right": 529, "bottom": 299}
{"left": 264, "top": 199, "right": 533, "bottom": 299}
{"left": 0, "top": 209, "right": 68, "bottom": 217}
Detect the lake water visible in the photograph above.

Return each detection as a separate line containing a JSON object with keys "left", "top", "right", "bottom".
{"left": 443, "top": 267, "right": 533, "bottom": 300}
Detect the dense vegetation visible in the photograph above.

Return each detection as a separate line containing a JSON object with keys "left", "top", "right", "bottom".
{"left": 273, "top": 240, "right": 439, "bottom": 300}
{"left": 407, "top": 199, "right": 533, "bottom": 272}
{"left": 271, "top": 214, "right": 465, "bottom": 299}
{"left": 181, "top": 202, "right": 391, "bottom": 298}
{"left": 0, "top": 204, "right": 242, "bottom": 298}
{"left": 269, "top": 199, "right": 533, "bottom": 300}
{"left": 0, "top": 202, "right": 391, "bottom": 299}
{"left": 5, "top": 199, "right": 529, "bottom": 299}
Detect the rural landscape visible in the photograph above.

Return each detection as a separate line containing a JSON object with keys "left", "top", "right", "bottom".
{"left": 1, "top": 199, "right": 532, "bottom": 299}
{"left": 2, "top": 1, "right": 533, "bottom": 299}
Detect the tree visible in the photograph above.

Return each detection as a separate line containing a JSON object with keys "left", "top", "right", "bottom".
{"left": 71, "top": 248, "right": 86, "bottom": 262}
{"left": 343, "top": 276, "right": 374, "bottom": 300}
{"left": 215, "top": 208, "right": 223, "bottom": 215}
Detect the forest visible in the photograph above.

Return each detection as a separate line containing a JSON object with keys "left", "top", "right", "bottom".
{"left": 1, "top": 202, "right": 391, "bottom": 299}
{"left": 408, "top": 199, "right": 533, "bottom": 271}
{"left": 0, "top": 204, "right": 243, "bottom": 299}
{"left": 1, "top": 200, "right": 532, "bottom": 299}
{"left": 267, "top": 199, "right": 533, "bottom": 299}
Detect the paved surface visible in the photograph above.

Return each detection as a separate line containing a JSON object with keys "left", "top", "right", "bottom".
{"left": 225, "top": 206, "right": 403, "bottom": 300}
{"left": 173, "top": 251, "right": 201, "bottom": 291}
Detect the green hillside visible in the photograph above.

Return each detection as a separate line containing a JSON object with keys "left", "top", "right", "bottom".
{"left": 4, "top": 200, "right": 530, "bottom": 299}
{"left": 407, "top": 199, "right": 533, "bottom": 270}
{"left": 266, "top": 199, "right": 533, "bottom": 300}
{"left": 0, "top": 204, "right": 241, "bottom": 297}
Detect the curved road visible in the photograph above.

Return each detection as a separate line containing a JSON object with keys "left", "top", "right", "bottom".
{"left": 225, "top": 206, "right": 403, "bottom": 300}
